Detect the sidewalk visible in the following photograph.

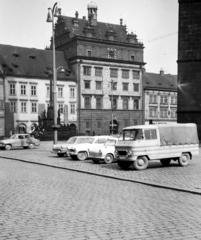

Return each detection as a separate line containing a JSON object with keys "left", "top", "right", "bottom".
{"left": 1, "top": 141, "right": 201, "bottom": 194}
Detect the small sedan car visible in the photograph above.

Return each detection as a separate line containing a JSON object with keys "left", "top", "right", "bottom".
{"left": 0, "top": 134, "right": 40, "bottom": 150}
{"left": 88, "top": 138, "right": 118, "bottom": 164}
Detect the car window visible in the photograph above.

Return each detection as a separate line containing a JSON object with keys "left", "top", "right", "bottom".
{"left": 94, "top": 138, "right": 107, "bottom": 144}
{"left": 10, "top": 135, "right": 17, "bottom": 139}
{"left": 123, "top": 129, "right": 143, "bottom": 140}
{"left": 67, "top": 137, "right": 77, "bottom": 144}
{"left": 105, "top": 139, "right": 117, "bottom": 146}
{"left": 76, "top": 137, "right": 94, "bottom": 144}
{"left": 18, "top": 135, "right": 24, "bottom": 139}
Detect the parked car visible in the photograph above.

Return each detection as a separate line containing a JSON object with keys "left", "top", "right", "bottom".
{"left": 0, "top": 134, "right": 40, "bottom": 150}
{"left": 89, "top": 137, "right": 119, "bottom": 164}
{"left": 69, "top": 135, "right": 116, "bottom": 161}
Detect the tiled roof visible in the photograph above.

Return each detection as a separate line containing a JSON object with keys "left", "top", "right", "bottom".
{"left": 58, "top": 16, "right": 141, "bottom": 45}
{"left": 143, "top": 72, "right": 177, "bottom": 91}
{"left": 0, "top": 44, "right": 75, "bottom": 81}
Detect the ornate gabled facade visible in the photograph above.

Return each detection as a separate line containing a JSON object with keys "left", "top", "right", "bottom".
{"left": 143, "top": 70, "right": 177, "bottom": 124}
{"left": 0, "top": 44, "right": 77, "bottom": 136}
{"left": 54, "top": 2, "right": 145, "bottom": 135}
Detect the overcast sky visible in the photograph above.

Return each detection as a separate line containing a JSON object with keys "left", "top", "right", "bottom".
{"left": 0, "top": 0, "right": 178, "bottom": 74}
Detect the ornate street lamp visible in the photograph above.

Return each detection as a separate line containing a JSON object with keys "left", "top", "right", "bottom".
{"left": 46, "top": 2, "right": 61, "bottom": 144}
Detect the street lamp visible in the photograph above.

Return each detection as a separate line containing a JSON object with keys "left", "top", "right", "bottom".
{"left": 46, "top": 2, "right": 61, "bottom": 144}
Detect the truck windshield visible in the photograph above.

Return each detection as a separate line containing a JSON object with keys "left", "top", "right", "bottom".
{"left": 123, "top": 129, "right": 143, "bottom": 141}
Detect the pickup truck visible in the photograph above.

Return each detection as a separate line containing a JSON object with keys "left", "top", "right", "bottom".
{"left": 115, "top": 123, "right": 199, "bottom": 170}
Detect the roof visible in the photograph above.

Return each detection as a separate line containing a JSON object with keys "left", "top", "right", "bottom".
{"left": 123, "top": 123, "right": 196, "bottom": 130}
{"left": 57, "top": 15, "right": 142, "bottom": 46}
{"left": 0, "top": 44, "right": 75, "bottom": 81}
{"left": 142, "top": 72, "right": 177, "bottom": 91}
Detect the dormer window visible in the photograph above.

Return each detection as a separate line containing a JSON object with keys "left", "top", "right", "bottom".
{"left": 108, "top": 48, "right": 117, "bottom": 59}
{"left": 87, "top": 50, "right": 92, "bottom": 57}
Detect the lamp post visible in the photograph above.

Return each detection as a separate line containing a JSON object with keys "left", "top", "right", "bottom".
{"left": 46, "top": 2, "right": 61, "bottom": 144}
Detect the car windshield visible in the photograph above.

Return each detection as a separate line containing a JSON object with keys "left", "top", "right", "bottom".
{"left": 67, "top": 137, "right": 77, "bottom": 144}
{"left": 76, "top": 137, "right": 94, "bottom": 144}
{"left": 123, "top": 129, "right": 144, "bottom": 141}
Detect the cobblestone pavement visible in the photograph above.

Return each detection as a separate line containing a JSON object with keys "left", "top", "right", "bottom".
{"left": 1, "top": 157, "right": 201, "bottom": 240}
{"left": 0, "top": 141, "right": 201, "bottom": 194}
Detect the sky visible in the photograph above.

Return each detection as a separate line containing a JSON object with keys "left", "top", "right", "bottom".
{"left": 0, "top": 0, "right": 178, "bottom": 74}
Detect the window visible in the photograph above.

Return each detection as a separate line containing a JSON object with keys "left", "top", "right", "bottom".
{"left": 144, "top": 129, "right": 157, "bottom": 140}
{"left": 31, "top": 102, "right": 37, "bottom": 113}
{"left": 96, "top": 81, "right": 102, "bottom": 90}
{"left": 111, "top": 82, "right": 117, "bottom": 91}
{"left": 122, "top": 69, "right": 129, "bottom": 79}
{"left": 21, "top": 102, "right": 27, "bottom": 113}
{"left": 47, "top": 86, "right": 50, "bottom": 98}
{"left": 133, "top": 83, "right": 139, "bottom": 92}
{"left": 149, "top": 94, "right": 157, "bottom": 104}
{"left": 122, "top": 98, "right": 129, "bottom": 110}
{"left": 21, "top": 84, "right": 26, "bottom": 95}
{"left": 171, "top": 95, "right": 177, "bottom": 105}
{"left": 111, "top": 98, "right": 117, "bottom": 110}
{"left": 84, "top": 96, "right": 91, "bottom": 109}
{"left": 9, "top": 83, "right": 16, "bottom": 95}
{"left": 134, "top": 99, "right": 139, "bottom": 110}
{"left": 108, "top": 49, "right": 115, "bottom": 59}
{"left": 31, "top": 85, "right": 37, "bottom": 96}
{"left": 149, "top": 107, "right": 158, "bottom": 118}
{"left": 132, "top": 70, "right": 140, "bottom": 79}
{"left": 95, "top": 67, "right": 103, "bottom": 77}
{"left": 84, "top": 80, "right": 91, "bottom": 89}
{"left": 131, "top": 56, "right": 135, "bottom": 61}
{"left": 83, "top": 66, "right": 91, "bottom": 76}
{"left": 70, "top": 87, "right": 75, "bottom": 98}
{"left": 161, "top": 95, "right": 168, "bottom": 105}
{"left": 97, "top": 120, "right": 102, "bottom": 129}
{"left": 58, "top": 87, "right": 63, "bottom": 98}
{"left": 10, "top": 101, "right": 17, "bottom": 113}
{"left": 87, "top": 50, "right": 92, "bottom": 57}
{"left": 58, "top": 103, "right": 64, "bottom": 113}
{"left": 123, "top": 83, "right": 129, "bottom": 91}
{"left": 86, "top": 120, "right": 90, "bottom": 129}
{"left": 96, "top": 96, "right": 103, "bottom": 109}
{"left": 110, "top": 68, "right": 118, "bottom": 78}
{"left": 160, "top": 107, "right": 168, "bottom": 118}
{"left": 170, "top": 108, "right": 177, "bottom": 118}
{"left": 70, "top": 103, "right": 76, "bottom": 114}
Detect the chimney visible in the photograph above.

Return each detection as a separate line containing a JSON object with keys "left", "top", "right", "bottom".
{"left": 160, "top": 69, "right": 164, "bottom": 76}
{"left": 120, "top": 18, "right": 123, "bottom": 26}
{"left": 75, "top": 11, "right": 79, "bottom": 19}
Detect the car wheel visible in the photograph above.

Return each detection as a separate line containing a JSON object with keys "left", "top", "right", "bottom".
{"left": 117, "top": 161, "right": 132, "bottom": 170}
{"left": 160, "top": 159, "right": 171, "bottom": 166}
{"left": 104, "top": 153, "right": 114, "bottom": 164}
{"left": 178, "top": 153, "right": 190, "bottom": 167}
{"left": 5, "top": 144, "right": 12, "bottom": 150}
{"left": 77, "top": 151, "right": 88, "bottom": 161}
{"left": 133, "top": 156, "right": 148, "bottom": 170}
{"left": 57, "top": 153, "right": 64, "bottom": 157}
{"left": 29, "top": 143, "right": 34, "bottom": 149}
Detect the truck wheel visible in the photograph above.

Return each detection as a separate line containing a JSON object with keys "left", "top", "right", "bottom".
{"left": 178, "top": 153, "right": 190, "bottom": 167}
{"left": 160, "top": 159, "right": 171, "bottom": 166}
{"left": 5, "top": 144, "right": 12, "bottom": 150}
{"left": 117, "top": 161, "right": 132, "bottom": 170}
{"left": 77, "top": 151, "right": 88, "bottom": 161}
{"left": 104, "top": 153, "right": 114, "bottom": 164}
{"left": 133, "top": 156, "right": 148, "bottom": 170}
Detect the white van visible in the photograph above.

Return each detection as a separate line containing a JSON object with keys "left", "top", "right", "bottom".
{"left": 115, "top": 123, "right": 199, "bottom": 170}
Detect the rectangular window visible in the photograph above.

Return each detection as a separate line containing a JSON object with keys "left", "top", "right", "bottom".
{"left": 84, "top": 80, "right": 91, "bottom": 89}
{"left": 58, "top": 103, "right": 64, "bottom": 113}
{"left": 86, "top": 120, "right": 90, "bottom": 129}
{"left": 131, "top": 56, "right": 135, "bottom": 61}
{"left": 9, "top": 83, "right": 16, "bottom": 95}
{"left": 122, "top": 98, "right": 129, "bottom": 110}
{"left": 110, "top": 68, "right": 118, "bottom": 78}
{"left": 31, "top": 85, "right": 37, "bottom": 96}
{"left": 111, "top": 98, "right": 117, "bottom": 110}
{"left": 83, "top": 66, "right": 91, "bottom": 76}
{"left": 123, "top": 83, "right": 129, "bottom": 91}
{"left": 144, "top": 129, "right": 157, "bottom": 140}
{"left": 122, "top": 69, "right": 129, "bottom": 79}
{"left": 149, "top": 107, "right": 158, "bottom": 118}
{"left": 96, "top": 81, "right": 102, "bottom": 90}
{"left": 95, "top": 67, "right": 103, "bottom": 77}
{"left": 97, "top": 120, "right": 102, "bottom": 129}
{"left": 70, "top": 103, "right": 76, "bottom": 114}
{"left": 134, "top": 99, "right": 139, "bottom": 110}
{"left": 160, "top": 107, "right": 168, "bottom": 118}
{"left": 21, "top": 84, "right": 26, "bottom": 95}
{"left": 132, "top": 70, "right": 140, "bottom": 79}
{"left": 171, "top": 95, "right": 177, "bottom": 105}
{"left": 149, "top": 94, "right": 157, "bottom": 104}
{"left": 161, "top": 95, "right": 168, "bottom": 105}
{"left": 58, "top": 87, "right": 63, "bottom": 98}
{"left": 31, "top": 102, "right": 37, "bottom": 113}
{"left": 170, "top": 108, "right": 177, "bottom": 118}
{"left": 21, "top": 102, "right": 27, "bottom": 113}
{"left": 96, "top": 96, "right": 102, "bottom": 109}
{"left": 10, "top": 101, "right": 17, "bottom": 113}
{"left": 70, "top": 87, "right": 75, "bottom": 98}
{"left": 111, "top": 82, "right": 117, "bottom": 91}
{"left": 133, "top": 83, "right": 139, "bottom": 92}
{"left": 87, "top": 50, "right": 92, "bottom": 57}
{"left": 84, "top": 96, "right": 91, "bottom": 109}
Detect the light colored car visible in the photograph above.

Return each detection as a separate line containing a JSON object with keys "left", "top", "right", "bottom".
{"left": 89, "top": 137, "right": 118, "bottom": 164}
{"left": 52, "top": 136, "right": 80, "bottom": 157}
{"left": 0, "top": 134, "right": 40, "bottom": 150}
{"left": 69, "top": 135, "right": 116, "bottom": 161}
